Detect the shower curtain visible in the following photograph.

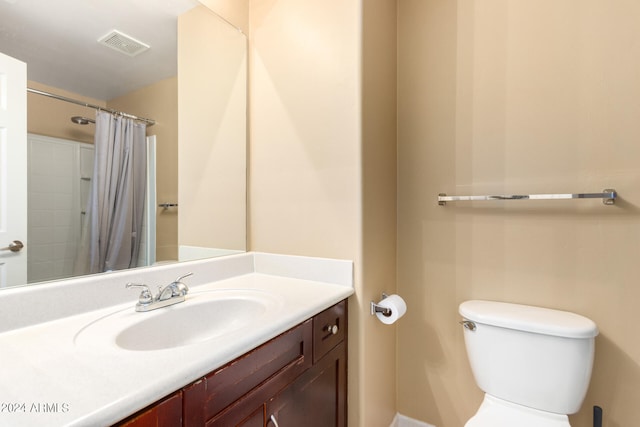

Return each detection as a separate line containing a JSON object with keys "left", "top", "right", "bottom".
{"left": 75, "top": 110, "right": 147, "bottom": 274}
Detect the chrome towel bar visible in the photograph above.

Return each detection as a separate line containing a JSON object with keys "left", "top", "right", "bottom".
{"left": 438, "top": 189, "right": 617, "bottom": 206}
{"left": 158, "top": 203, "right": 178, "bottom": 209}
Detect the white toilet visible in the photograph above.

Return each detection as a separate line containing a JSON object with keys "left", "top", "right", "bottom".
{"left": 459, "top": 300, "right": 599, "bottom": 427}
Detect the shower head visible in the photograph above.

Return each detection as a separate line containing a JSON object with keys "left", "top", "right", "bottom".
{"left": 71, "top": 116, "right": 95, "bottom": 125}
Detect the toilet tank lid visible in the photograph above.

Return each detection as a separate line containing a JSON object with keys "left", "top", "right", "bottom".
{"left": 459, "top": 300, "right": 599, "bottom": 338}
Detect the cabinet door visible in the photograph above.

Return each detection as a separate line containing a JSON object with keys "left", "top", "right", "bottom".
{"left": 267, "top": 341, "right": 346, "bottom": 427}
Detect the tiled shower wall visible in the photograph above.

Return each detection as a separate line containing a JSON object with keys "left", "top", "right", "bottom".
{"left": 27, "top": 134, "right": 93, "bottom": 283}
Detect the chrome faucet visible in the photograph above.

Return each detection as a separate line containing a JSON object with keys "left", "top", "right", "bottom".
{"left": 126, "top": 272, "right": 194, "bottom": 312}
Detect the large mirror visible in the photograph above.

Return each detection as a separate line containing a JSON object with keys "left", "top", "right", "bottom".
{"left": 0, "top": 0, "right": 247, "bottom": 288}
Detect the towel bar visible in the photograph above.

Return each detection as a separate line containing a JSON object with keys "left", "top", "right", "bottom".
{"left": 438, "top": 189, "right": 617, "bottom": 206}
{"left": 158, "top": 203, "right": 178, "bottom": 209}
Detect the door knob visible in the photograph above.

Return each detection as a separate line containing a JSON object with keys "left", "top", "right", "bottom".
{"left": 1, "top": 240, "right": 24, "bottom": 252}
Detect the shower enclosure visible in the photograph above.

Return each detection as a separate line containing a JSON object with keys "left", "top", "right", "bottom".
{"left": 26, "top": 133, "right": 156, "bottom": 283}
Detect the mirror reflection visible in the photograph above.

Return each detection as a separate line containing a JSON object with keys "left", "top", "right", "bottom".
{"left": 0, "top": 0, "right": 247, "bottom": 288}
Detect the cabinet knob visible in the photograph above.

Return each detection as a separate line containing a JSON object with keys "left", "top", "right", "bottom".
{"left": 325, "top": 324, "right": 339, "bottom": 335}
{"left": 269, "top": 414, "right": 280, "bottom": 427}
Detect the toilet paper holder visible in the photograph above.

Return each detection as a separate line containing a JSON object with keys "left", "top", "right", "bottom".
{"left": 371, "top": 293, "right": 392, "bottom": 317}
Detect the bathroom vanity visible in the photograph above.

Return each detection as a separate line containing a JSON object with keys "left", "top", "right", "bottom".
{"left": 118, "top": 300, "right": 347, "bottom": 426}
{"left": 0, "top": 253, "right": 353, "bottom": 427}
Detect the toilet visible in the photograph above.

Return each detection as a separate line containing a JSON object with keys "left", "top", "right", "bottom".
{"left": 459, "top": 300, "right": 598, "bottom": 427}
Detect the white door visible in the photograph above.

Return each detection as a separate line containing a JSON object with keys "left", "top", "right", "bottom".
{"left": 0, "top": 52, "right": 27, "bottom": 288}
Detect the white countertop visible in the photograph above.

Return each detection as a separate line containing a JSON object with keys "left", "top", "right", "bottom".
{"left": 0, "top": 253, "right": 354, "bottom": 427}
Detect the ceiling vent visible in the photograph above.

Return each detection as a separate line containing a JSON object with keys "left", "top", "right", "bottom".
{"left": 98, "top": 30, "right": 150, "bottom": 57}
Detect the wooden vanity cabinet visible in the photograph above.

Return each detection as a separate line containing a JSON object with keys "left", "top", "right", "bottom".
{"left": 114, "top": 300, "right": 347, "bottom": 427}
{"left": 186, "top": 299, "right": 347, "bottom": 427}
{"left": 204, "top": 300, "right": 347, "bottom": 427}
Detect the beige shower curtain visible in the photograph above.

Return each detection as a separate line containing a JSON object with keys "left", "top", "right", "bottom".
{"left": 75, "top": 110, "right": 147, "bottom": 275}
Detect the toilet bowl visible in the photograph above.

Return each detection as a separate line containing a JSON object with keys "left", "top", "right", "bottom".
{"left": 465, "top": 395, "right": 570, "bottom": 427}
{"left": 459, "top": 300, "right": 598, "bottom": 427}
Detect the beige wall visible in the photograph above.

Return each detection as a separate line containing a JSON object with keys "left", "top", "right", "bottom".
{"left": 398, "top": 1, "right": 640, "bottom": 426}
{"left": 27, "top": 81, "right": 105, "bottom": 143}
{"left": 198, "top": 0, "right": 249, "bottom": 34}
{"left": 108, "top": 77, "right": 179, "bottom": 262}
{"left": 249, "top": 1, "right": 398, "bottom": 425}
{"left": 362, "top": 0, "right": 398, "bottom": 426}
{"left": 249, "top": 0, "right": 361, "bottom": 259}
{"left": 178, "top": 6, "right": 247, "bottom": 255}
{"left": 248, "top": 1, "right": 398, "bottom": 426}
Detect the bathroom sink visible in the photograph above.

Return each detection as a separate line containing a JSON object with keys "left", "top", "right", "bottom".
{"left": 74, "top": 290, "right": 282, "bottom": 351}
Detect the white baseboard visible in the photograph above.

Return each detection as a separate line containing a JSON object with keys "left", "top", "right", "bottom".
{"left": 390, "top": 413, "right": 436, "bottom": 427}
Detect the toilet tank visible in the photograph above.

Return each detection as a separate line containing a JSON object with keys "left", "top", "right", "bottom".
{"left": 459, "top": 300, "right": 598, "bottom": 415}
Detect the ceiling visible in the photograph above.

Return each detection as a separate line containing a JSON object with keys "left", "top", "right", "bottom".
{"left": 0, "top": 0, "right": 199, "bottom": 100}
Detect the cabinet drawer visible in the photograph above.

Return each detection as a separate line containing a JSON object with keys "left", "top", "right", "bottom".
{"left": 183, "top": 319, "right": 312, "bottom": 425}
{"left": 114, "top": 391, "right": 182, "bottom": 427}
{"left": 313, "top": 300, "right": 346, "bottom": 363}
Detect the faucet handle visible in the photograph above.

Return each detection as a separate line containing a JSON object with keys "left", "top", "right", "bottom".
{"left": 126, "top": 283, "right": 154, "bottom": 304}
{"left": 173, "top": 272, "right": 194, "bottom": 283}
{"left": 171, "top": 272, "right": 193, "bottom": 296}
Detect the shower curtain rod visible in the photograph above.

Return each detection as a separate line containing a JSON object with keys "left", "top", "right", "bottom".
{"left": 27, "top": 87, "right": 156, "bottom": 126}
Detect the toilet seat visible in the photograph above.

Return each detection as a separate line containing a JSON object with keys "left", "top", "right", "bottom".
{"left": 465, "top": 395, "right": 571, "bottom": 427}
